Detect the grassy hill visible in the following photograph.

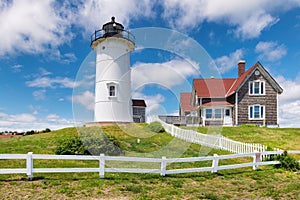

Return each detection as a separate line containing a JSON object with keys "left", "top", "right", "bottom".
{"left": 192, "top": 125, "right": 300, "bottom": 150}
{"left": 0, "top": 124, "right": 299, "bottom": 199}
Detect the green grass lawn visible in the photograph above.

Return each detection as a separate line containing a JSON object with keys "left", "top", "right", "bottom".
{"left": 0, "top": 124, "right": 299, "bottom": 199}
{"left": 186, "top": 125, "right": 300, "bottom": 150}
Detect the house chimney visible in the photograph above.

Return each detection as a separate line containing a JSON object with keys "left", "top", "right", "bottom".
{"left": 238, "top": 60, "right": 245, "bottom": 77}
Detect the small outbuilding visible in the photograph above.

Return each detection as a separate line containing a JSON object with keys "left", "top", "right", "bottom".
{"left": 132, "top": 99, "right": 147, "bottom": 123}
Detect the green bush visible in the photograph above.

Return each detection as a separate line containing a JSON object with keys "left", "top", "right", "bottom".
{"left": 146, "top": 122, "right": 165, "bottom": 133}
{"left": 275, "top": 151, "right": 300, "bottom": 171}
{"left": 55, "top": 137, "right": 89, "bottom": 155}
{"left": 42, "top": 128, "right": 51, "bottom": 133}
{"left": 81, "top": 134, "right": 124, "bottom": 156}
{"left": 55, "top": 133, "right": 124, "bottom": 156}
{"left": 263, "top": 146, "right": 276, "bottom": 161}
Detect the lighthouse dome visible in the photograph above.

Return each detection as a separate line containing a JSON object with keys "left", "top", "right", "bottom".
{"left": 102, "top": 16, "right": 124, "bottom": 37}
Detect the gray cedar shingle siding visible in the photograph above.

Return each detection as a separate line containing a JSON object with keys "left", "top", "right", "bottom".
{"left": 237, "top": 72, "right": 278, "bottom": 125}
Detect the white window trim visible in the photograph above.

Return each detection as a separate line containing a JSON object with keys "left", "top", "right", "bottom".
{"left": 205, "top": 108, "right": 213, "bottom": 119}
{"left": 249, "top": 80, "right": 265, "bottom": 95}
{"left": 248, "top": 104, "right": 265, "bottom": 120}
{"left": 107, "top": 82, "right": 118, "bottom": 98}
{"left": 204, "top": 108, "right": 224, "bottom": 120}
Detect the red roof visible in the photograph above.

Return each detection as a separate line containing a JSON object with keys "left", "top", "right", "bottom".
{"left": 201, "top": 101, "right": 233, "bottom": 107}
{"left": 226, "top": 65, "right": 256, "bottom": 96}
{"left": 180, "top": 92, "right": 197, "bottom": 111}
{"left": 194, "top": 78, "right": 237, "bottom": 97}
{"left": 132, "top": 99, "right": 146, "bottom": 107}
{"left": 194, "top": 64, "right": 257, "bottom": 98}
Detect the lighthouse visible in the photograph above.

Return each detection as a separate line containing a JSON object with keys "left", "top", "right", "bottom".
{"left": 91, "top": 17, "right": 135, "bottom": 123}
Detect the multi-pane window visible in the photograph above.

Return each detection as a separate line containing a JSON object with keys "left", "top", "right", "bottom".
{"left": 109, "top": 85, "right": 116, "bottom": 97}
{"left": 215, "top": 109, "right": 222, "bottom": 119}
{"left": 249, "top": 81, "right": 265, "bottom": 95}
{"left": 205, "top": 109, "right": 212, "bottom": 119}
{"left": 249, "top": 105, "right": 265, "bottom": 120}
{"left": 205, "top": 108, "right": 223, "bottom": 119}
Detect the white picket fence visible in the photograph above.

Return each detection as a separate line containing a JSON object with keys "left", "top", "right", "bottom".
{"left": 149, "top": 116, "right": 272, "bottom": 154}
{"left": 1, "top": 151, "right": 299, "bottom": 179}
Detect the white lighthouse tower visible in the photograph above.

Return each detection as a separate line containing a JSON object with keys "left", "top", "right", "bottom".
{"left": 91, "top": 17, "right": 135, "bottom": 123}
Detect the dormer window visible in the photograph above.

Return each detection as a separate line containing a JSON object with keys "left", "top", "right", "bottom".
{"left": 249, "top": 80, "right": 265, "bottom": 95}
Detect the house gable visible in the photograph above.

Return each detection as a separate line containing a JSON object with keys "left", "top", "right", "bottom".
{"left": 235, "top": 62, "right": 281, "bottom": 125}
{"left": 235, "top": 62, "right": 283, "bottom": 95}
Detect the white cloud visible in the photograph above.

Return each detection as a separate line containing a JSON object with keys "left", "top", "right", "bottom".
{"left": 279, "top": 100, "right": 300, "bottom": 128}
{"left": 26, "top": 76, "right": 76, "bottom": 88}
{"left": 131, "top": 59, "right": 199, "bottom": 90}
{"left": 161, "top": 0, "right": 300, "bottom": 39}
{"left": 277, "top": 75, "right": 300, "bottom": 127}
{"left": 72, "top": 91, "right": 94, "bottom": 111}
{"left": 215, "top": 49, "right": 244, "bottom": 74}
{"left": 38, "top": 67, "right": 52, "bottom": 76}
{"left": 255, "top": 41, "right": 287, "bottom": 62}
{"left": 1, "top": 0, "right": 299, "bottom": 58}
{"left": 32, "top": 89, "right": 46, "bottom": 100}
{"left": 10, "top": 113, "right": 37, "bottom": 123}
{"left": 11, "top": 64, "right": 23, "bottom": 73}
{"left": 0, "top": 112, "right": 74, "bottom": 132}
{"left": 76, "top": 0, "right": 156, "bottom": 34}
{"left": 46, "top": 114, "right": 60, "bottom": 121}
{"left": 234, "top": 11, "right": 279, "bottom": 39}
{"left": 49, "top": 50, "right": 77, "bottom": 64}
{"left": 0, "top": 0, "right": 73, "bottom": 56}
{"left": 28, "top": 105, "right": 43, "bottom": 115}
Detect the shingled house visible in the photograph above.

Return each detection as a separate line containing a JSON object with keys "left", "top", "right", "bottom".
{"left": 180, "top": 61, "right": 283, "bottom": 127}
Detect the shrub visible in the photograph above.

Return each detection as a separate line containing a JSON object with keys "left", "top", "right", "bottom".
{"left": 42, "top": 128, "right": 51, "bottom": 133}
{"left": 55, "top": 134, "right": 124, "bottom": 156}
{"left": 275, "top": 151, "right": 300, "bottom": 171}
{"left": 147, "top": 122, "right": 165, "bottom": 133}
{"left": 55, "top": 137, "right": 89, "bottom": 155}
{"left": 24, "top": 130, "right": 35, "bottom": 136}
{"left": 81, "top": 134, "right": 124, "bottom": 156}
{"left": 263, "top": 146, "right": 276, "bottom": 161}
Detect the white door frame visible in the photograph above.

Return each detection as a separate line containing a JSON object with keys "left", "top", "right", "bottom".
{"left": 223, "top": 108, "right": 232, "bottom": 126}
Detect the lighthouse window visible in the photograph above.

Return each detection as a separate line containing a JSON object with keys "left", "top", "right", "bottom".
{"left": 109, "top": 85, "right": 116, "bottom": 97}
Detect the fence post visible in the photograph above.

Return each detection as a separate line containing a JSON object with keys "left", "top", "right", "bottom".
{"left": 26, "top": 152, "right": 33, "bottom": 180}
{"left": 211, "top": 154, "right": 219, "bottom": 173}
{"left": 160, "top": 156, "right": 167, "bottom": 176}
{"left": 171, "top": 125, "right": 174, "bottom": 136}
{"left": 99, "top": 154, "right": 105, "bottom": 179}
{"left": 252, "top": 152, "right": 261, "bottom": 170}
{"left": 218, "top": 136, "right": 222, "bottom": 150}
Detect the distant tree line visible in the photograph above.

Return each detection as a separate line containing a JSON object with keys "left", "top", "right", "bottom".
{"left": 0, "top": 128, "right": 51, "bottom": 136}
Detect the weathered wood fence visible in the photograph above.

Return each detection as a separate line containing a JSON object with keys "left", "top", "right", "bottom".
{"left": 1, "top": 151, "right": 299, "bottom": 179}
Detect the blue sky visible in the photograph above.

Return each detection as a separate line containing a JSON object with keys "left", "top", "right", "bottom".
{"left": 1, "top": 0, "right": 300, "bottom": 131}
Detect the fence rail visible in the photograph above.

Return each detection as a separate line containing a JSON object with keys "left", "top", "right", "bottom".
{"left": 149, "top": 117, "right": 275, "bottom": 155}
{"left": 1, "top": 151, "right": 299, "bottom": 179}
